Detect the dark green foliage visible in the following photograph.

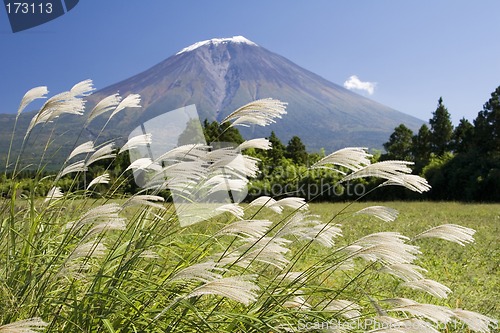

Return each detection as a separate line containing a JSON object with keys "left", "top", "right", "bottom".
{"left": 382, "top": 124, "right": 414, "bottom": 161}
{"left": 285, "top": 135, "right": 308, "bottom": 165}
{"left": 473, "top": 86, "right": 500, "bottom": 154}
{"left": 412, "top": 124, "right": 432, "bottom": 168}
{"left": 178, "top": 118, "right": 206, "bottom": 146}
{"left": 429, "top": 97, "right": 453, "bottom": 156}
{"left": 203, "top": 119, "right": 244, "bottom": 145}
{"left": 452, "top": 118, "right": 474, "bottom": 153}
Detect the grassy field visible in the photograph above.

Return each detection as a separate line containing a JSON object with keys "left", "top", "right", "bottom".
{"left": 307, "top": 201, "right": 500, "bottom": 320}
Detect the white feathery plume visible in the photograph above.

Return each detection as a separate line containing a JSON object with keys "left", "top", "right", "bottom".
{"left": 85, "top": 142, "right": 115, "bottom": 166}
{"left": 311, "top": 147, "right": 372, "bottom": 174}
{"left": 402, "top": 279, "right": 452, "bottom": 299}
{"left": 68, "top": 240, "right": 106, "bottom": 261}
{"left": 271, "top": 197, "right": 309, "bottom": 211}
{"left": 85, "top": 219, "right": 126, "bottom": 239}
{"left": 207, "top": 176, "right": 247, "bottom": 194}
{"left": 44, "top": 187, "right": 63, "bottom": 202}
{"left": 325, "top": 300, "right": 362, "bottom": 319}
{"left": 238, "top": 138, "right": 272, "bottom": 151}
{"left": 119, "top": 133, "right": 152, "bottom": 153}
{"left": 214, "top": 203, "right": 245, "bottom": 219}
{"left": 0, "top": 317, "right": 48, "bottom": 333}
{"left": 216, "top": 219, "right": 272, "bottom": 239}
{"left": 248, "top": 196, "right": 282, "bottom": 213}
{"left": 384, "top": 298, "right": 454, "bottom": 324}
{"left": 70, "top": 79, "right": 95, "bottom": 97}
{"left": 86, "top": 173, "right": 110, "bottom": 189}
{"left": 155, "top": 144, "right": 210, "bottom": 162}
{"left": 67, "top": 141, "right": 95, "bottom": 161}
{"left": 17, "top": 86, "right": 48, "bottom": 118}
{"left": 354, "top": 206, "right": 399, "bottom": 222}
{"left": 452, "top": 309, "right": 498, "bottom": 333}
{"left": 67, "top": 203, "right": 123, "bottom": 230}
{"left": 381, "top": 174, "right": 431, "bottom": 193}
{"left": 123, "top": 195, "right": 165, "bottom": 210}
{"left": 126, "top": 158, "right": 161, "bottom": 172}
{"left": 109, "top": 93, "right": 141, "bottom": 120}
{"left": 235, "top": 237, "right": 291, "bottom": 269}
{"left": 346, "top": 232, "right": 421, "bottom": 265}
{"left": 414, "top": 224, "right": 475, "bottom": 246}
{"left": 222, "top": 98, "right": 287, "bottom": 127}
{"left": 87, "top": 93, "right": 122, "bottom": 123}
{"left": 276, "top": 212, "right": 342, "bottom": 248}
{"left": 185, "top": 275, "right": 259, "bottom": 306}
{"left": 56, "top": 161, "right": 87, "bottom": 181}
{"left": 139, "top": 250, "right": 160, "bottom": 259}
{"left": 342, "top": 160, "right": 414, "bottom": 182}
{"left": 169, "top": 261, "right": 226, "bottom": 283}
{"left": 277, "top": 272, "right": 306, "bottom": 284}
{"left": 283, "top": 296, "right": 311, "bottom": 310}
{"left": 380, "top": 264, "right": 428, "bottom": 282}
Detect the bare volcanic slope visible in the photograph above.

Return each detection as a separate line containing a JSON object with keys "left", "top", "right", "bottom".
{"left": 89, "top": 36, "right": 423, "bottom": 151}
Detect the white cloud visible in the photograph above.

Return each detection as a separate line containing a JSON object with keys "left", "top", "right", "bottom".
{"left": 343, "top": 75, "right": 376, "bottom": 95}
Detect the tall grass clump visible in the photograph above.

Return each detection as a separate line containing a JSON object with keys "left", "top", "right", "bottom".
{"left": 0, "top": 81, "right": 497, "bottom": 332}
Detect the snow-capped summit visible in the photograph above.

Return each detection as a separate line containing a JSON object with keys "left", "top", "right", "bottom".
{"left": 176, "top": 36, "right": 258, "bottom": 55}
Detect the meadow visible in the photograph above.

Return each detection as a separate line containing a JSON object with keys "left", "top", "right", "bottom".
{"left": 1, "top": 81, "right": 498, "bottom": 332}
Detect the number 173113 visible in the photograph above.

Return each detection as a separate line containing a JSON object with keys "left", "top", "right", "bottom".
{"left": 5, "top": 2, "right": 53, "bottom": 14}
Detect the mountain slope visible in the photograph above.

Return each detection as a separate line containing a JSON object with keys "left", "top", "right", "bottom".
{"left": 0, "top": 36, "right": 424, "bottom": 170}
{"left": 89, "top": 36, "right": 423, "bottom": 151}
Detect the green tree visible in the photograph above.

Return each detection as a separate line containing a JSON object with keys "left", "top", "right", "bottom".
{"left": 473, "top": 86, "right": 500, "bottom": 154}
{"left": 429, "top": 97, "right": 453, "bottom": 155}
{"left": 266, "top": 131, "right": 285, "bottom": 164}
{"left": 412, "top": 124, "right": 432, "bottom": 167}
{"left": 452, "top": 118, "right": 474, "bottom": 153}
{"left": 382, "top": 124, "right": 414, "bottom": 160}
{"left": 178, "top": 118, "right": 206, "bottom": 146}
{"left": 202, "top": 120, "right": 244, "bottom": 145}
{"left": 285, "top": 136, "right": 308, "bottom": 165}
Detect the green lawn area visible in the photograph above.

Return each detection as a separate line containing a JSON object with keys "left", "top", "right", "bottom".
{"left": 307, "top": 201, "right": 500, "bottom": 320}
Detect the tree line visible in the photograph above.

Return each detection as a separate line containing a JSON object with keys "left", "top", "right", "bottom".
{"left": 382, "top": 86, "right": 500, "bottom": 201}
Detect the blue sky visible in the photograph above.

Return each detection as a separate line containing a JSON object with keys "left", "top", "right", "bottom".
{"left": 0, "top": 1, "right": 499, "bottom": 125}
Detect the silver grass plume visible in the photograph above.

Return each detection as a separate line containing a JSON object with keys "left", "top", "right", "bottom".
{"left": 452, "top": 309, "right": 498, "bottom": 333}
{"left": 119, "top": 133, "right": 153, "bottom": 153}
{"left": 122, "top": 195, "right": 166, "bottom": 211}
{"left": 126, "top": 158, "right": 161, "bottom": 172}
{"left": 383, "top": 298, "right": 454, "bottom": 324}
{"left": 108, "top": 94, "right": 141, "bottom": 120}
{"left": 380, "top": 264, "right": 428, "bottom": 282}
{"left": 86, "top": 93, "right": 122, "bottom": 124}
{"left": 87, "top": 173, "right": 110, "bottom": 189}
{"left": 67, "top": 141, "right": 95, "bottom": 161}
{"left": 221, "top": 98, "right": 287, "bottom": 127}
{"left": 56, "top": 161, "right": 87, "bottom": 181}
{"left": 342, "top": 160, "right": 414, "bottom": 182}
{"left": 283, "top": 296, "right": 311, "bottom": 310}
{"left": 185, "top": 275, "right": 259, "bottom": 306}
{"left": 214, "top": 203, "right": 245, "bottom": 219}
{"left": 238, "top": 138, "right": 272, "bottom": 150}
{"left": 311, "top": 147, "right": 372, "bottom": 174}
{"left": 248, "top": 196, "right": 282, "bottom": 214}
{"left": 67, "top": 203, "right": 123, "bottom": 230}
{"left": 401, "top": 279, "right": 452, "bottom": 299}
{"left": 414, "top": 224, "right": 475, "bottom": 246}
{"left": 26, "top": 79, "right": 94, "bottom": 137}
{"left": 215, "top": 219, "right": 272, "bottom": 239}
{"left": 272, "top": 197, "right": 309, "bottom": 211}
{"left": 346, "top": 232, "right": 421, "bottom": 265}
{"left": 354, "top": 206, "right": 399, "bottom": 222}
{"left": 85, "top": 142, "right": 115, "bottom": 166}
{"left": 277, "top": 271, "right": 306, "bottom": 284}
{"left": 44, "top": 187, "right": 63, "bottom": 203}
{"left": 381, "top": 174, "right": 431, "bottom": 193}
{"left": 17, "top": 86, "right": 48, "bottom": 118}
{"left": 169, "top": 261, "right": 226, "bottom": 284}
{"left": 0, "top": 317, "right": 48, "bottom": 333}
{"left": 324, "top": 300, "right": 362, "bottom": 319}
{"left": 67, "top": 240, "right": 107, "bottom": 261}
